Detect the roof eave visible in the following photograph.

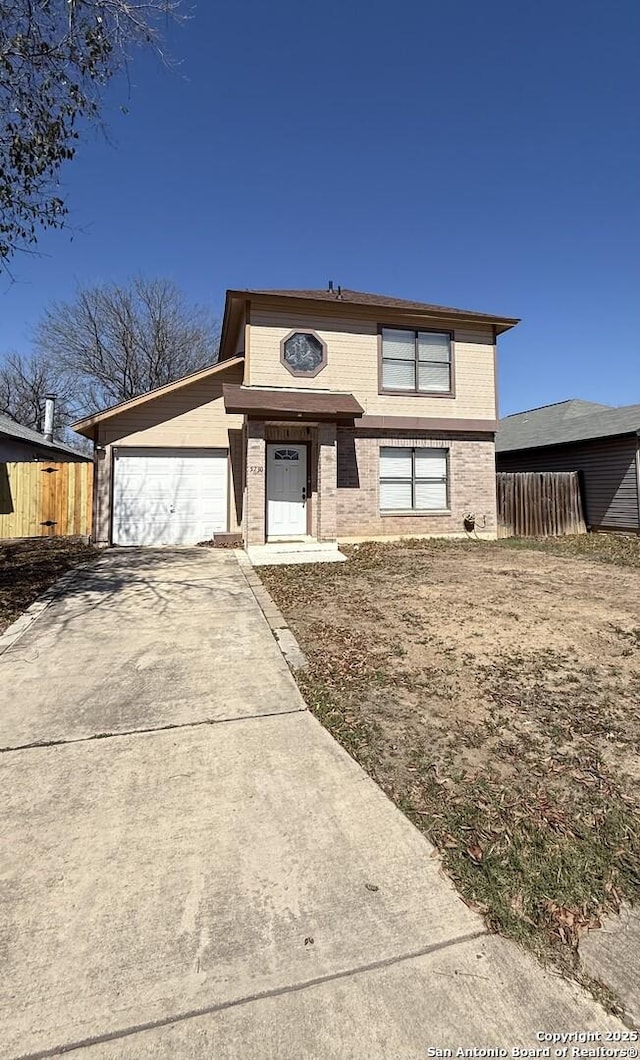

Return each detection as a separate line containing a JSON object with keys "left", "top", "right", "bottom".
{"left": 222, "top": 382, "right": 364, "bottom": 421}
{"left": 217, "top": 292, "right": 240, "bottom": 362}
{"left": 225, "top": 289, "right": 519, "bottom": 334}
{"left": 241, "top": 410, "right": 360, "bottom": 424}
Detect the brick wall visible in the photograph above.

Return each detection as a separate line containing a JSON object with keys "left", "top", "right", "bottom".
{"left": 336, "top": 428, "right": 497, "bottom": 539}
{"left": 93, "top": 445, "right": 112, "bottom": 545}
{"left": 246, "top": 421, "right": 266, "bottom": 545}
{"left": 316, "top": 424, "right": 337, "bottom": 540}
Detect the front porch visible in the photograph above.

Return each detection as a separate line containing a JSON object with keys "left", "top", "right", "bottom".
{"left": 245, "top": 420, "right": 339, "bottom": 548}
{"left": 246, "top": 539, "right": 347, "bottom": 566}
{"left": 223, "top": 383, "right": 363, "bottom": 554}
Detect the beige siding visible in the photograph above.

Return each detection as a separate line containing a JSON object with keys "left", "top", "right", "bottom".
{"left": 248, "top": 309, "right": 496, "bottom": 421}
{"left": 95, "top": 362, "right": 244, "bottom": 447}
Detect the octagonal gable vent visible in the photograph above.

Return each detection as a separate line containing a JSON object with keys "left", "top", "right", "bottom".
{"left": 281, "top": 330, "right": 327, "bottom": 377}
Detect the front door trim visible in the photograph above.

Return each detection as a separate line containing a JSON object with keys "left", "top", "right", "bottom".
{"left": 266, "top": 442, "right": 310, "bottom": 540}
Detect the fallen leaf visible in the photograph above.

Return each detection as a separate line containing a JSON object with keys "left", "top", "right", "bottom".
{"left": 466, "top": 842, "right": 484, "bottom": 864}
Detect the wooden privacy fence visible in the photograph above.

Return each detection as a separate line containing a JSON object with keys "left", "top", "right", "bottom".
{"left": 497, "top": 471, "right": 586, "bottom": 538}
{"left": 0, "top": 461, "right": 93, "bottom": 539}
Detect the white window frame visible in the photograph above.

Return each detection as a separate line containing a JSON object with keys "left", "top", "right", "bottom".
{"left": 379, "top": 446, "right": 450, "bottom": 513}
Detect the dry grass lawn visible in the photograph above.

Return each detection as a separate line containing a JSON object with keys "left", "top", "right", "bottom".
{"left": 0, "top": 536, "right": 97, "bottom": 634}
{"left": 259, "top": 535, "right": 640, "bottom": 998}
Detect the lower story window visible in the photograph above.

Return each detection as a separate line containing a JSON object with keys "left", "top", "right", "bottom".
{"left": 379, "top": 446, "right": 448, "bottom": 511}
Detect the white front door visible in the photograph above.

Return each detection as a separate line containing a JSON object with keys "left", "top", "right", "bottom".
{"left": 267, "top": 444, "right": 307, "bottom": 538}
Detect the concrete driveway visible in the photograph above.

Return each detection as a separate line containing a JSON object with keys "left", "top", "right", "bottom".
{"left": 0, "top": 549, "right": 623, "bottom": 1059}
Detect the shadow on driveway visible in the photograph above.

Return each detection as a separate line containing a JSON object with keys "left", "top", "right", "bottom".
{"left": 0, "top": 547, "right": 303, "bottom": 749}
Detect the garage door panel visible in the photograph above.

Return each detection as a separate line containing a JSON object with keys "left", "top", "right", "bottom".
{"left": 113, "top": 449, "right": 228, "bottom": 546}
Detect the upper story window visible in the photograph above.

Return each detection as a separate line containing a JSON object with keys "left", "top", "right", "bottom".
{"left": 380, "top": 328, "right": 452, "bottom": 395}
{"left": 281, "top": 330, "right": 327, "bottom": 377}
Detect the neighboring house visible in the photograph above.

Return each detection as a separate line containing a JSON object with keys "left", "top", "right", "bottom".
{"left": 0, "top": 412, "right": 90, "bottom": 463}
{"left": 496, "top": 399, "right": 640, "bottom": 533}
{"left": 72, "top": 287, "right": 518, "bottom": 549}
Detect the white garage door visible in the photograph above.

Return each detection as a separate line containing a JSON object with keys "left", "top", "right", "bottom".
{"left": 113, "top": 448, "right": 228, "bottom": 546}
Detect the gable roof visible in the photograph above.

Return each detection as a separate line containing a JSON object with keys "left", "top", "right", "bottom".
{"left": 0, "top": 411, "right": 90, "bottom": 459}
{"left": 496, "top": 399, "right": 640, "bottom": 453}
{"left": 250, "top": 288, "right": 518, "bottom": 322}
{"left": 218, "top": 288, "right": 519, "bottom": 357}
{"left": 72, "top": 356, "right": 244, "bottom": 437}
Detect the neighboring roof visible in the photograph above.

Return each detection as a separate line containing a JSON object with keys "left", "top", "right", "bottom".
{"left": 0, "top": 411, "right": 90, "bottom": 459}
{"left": 496, "top": 399, "right": 640, "bottom": 453}
{"left": 72, "top": 357, "right": 244, "bottom": 436}
{"left": 223, "top": 384, "right": 364, "bottom": 422}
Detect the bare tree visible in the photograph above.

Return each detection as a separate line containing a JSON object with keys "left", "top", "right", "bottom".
{"left": 0, "top": 350, "right": 75, "bottom": 435}
{"left": 35, "top": 277, "right": 220, "bottom": 413}
{"left": 0, "top": 0, "right": 183, "bottom": 265}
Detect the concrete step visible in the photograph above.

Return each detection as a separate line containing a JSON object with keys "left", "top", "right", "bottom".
{"left": 254, "top": 539, "right": 339, "bottom": 554}
{"left": 247, "top": 547, "right": 347, "bottom": 567}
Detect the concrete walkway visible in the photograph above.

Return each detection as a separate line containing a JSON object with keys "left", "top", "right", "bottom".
{"left": 0, "top": 549, "right": 624, "bottom": 1059}
{"left": 580, "top": 905, "right": 640, "bottom": 1029}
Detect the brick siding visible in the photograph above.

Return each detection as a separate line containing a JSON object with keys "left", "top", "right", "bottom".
{"left": 316, "top": 424, "right": 337, "bottom": 540}
{"left": 245, "top": 421, "right": 266, "bottom": 545}
{"left": 336, "top": 428, "right": 497, "bottom": 538}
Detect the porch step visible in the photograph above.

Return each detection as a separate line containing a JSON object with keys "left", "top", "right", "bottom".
{"left": 255, "top": 539, "right": 338, "bottom": 554}
{"left": 246, "top": 543, "right": 347, "bottom": 567}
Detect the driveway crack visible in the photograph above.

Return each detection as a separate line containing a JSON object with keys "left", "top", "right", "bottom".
{"left": 0, "top": 707, "right": 307, "bottom": 754}
{"left": 12, "top": 930, "right": 488, "bottom": 1060}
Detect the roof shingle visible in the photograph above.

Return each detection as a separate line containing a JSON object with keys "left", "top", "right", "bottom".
{"left": 223, "top": 384, "right": 363, "bottom": 421}
{"left": 0, "top": 412, "right": 89, "bottom": 458}
{"left": 496, "top": 399, "right": 640, "bottom": 452}
{"left": 245, "top": 288, "right": 518, "bottom": 327}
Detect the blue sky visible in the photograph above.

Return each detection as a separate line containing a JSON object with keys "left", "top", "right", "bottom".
{"left": 2, "top": 0, "right": 638, "bottom": 416}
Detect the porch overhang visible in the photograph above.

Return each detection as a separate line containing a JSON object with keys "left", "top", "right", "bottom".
{"left": 223, "top": 384, "right": 364, "bottom": 423}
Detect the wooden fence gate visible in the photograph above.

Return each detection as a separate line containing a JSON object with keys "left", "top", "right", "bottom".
{"left": 0, "top": 461, "right": 93, "bottom": 539}
{"left": 497, "top": 471, "right": 586, "bottom": 538}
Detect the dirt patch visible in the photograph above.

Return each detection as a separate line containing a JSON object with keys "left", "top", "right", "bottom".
{"left": 0, "top": 536, "right": 97, "bottom": 633}
{"left": 259, "top": 537, "right": 640, "bottom": 996}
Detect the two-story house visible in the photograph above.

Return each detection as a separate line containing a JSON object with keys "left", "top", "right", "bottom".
{"left": 72, "top": 288, "right": 519, "bottom": 551}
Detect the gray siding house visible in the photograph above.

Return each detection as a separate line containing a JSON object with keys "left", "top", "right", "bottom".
{"left": 496, "top": 400, "right": 640, "bottom": 533}
{"left": 0, "top": 413, "right": 89, "bottom": 462}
